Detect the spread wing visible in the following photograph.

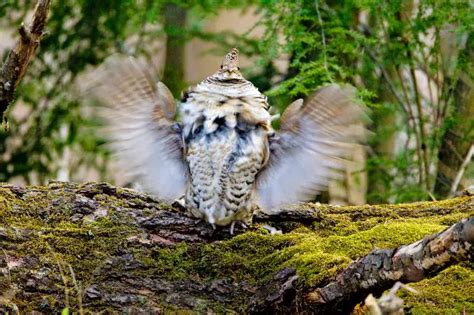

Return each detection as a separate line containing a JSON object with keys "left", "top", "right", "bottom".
{"left": 85, "top": 56, "right": 188, "bottom": 202}
{"left": 255, "top": 84, "right": 367, "bottom": 213}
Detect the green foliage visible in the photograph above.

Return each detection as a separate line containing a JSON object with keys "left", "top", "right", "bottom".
{"left": 240, "top": 0, "right": 473, "bottom": 202}
{"left": 0, "top": 1, "right": 472, "bottom": 202}
{"left": 0, "top": 0, "right": 164, "bottom": 183}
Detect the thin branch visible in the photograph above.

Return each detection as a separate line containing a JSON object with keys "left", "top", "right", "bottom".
{"left": 68, "top": 264, "right": 84, "bottom": 315}
{"left": 0, "top": 0, "right": 51, "bottom": 119}
{"left": 434, "top": 27, "right": 443, "bottom": 125}
{"left": 357, "top": 20, "right": 411, "bottom": 117}
{"left": 365, "top": 50, "right": 410, "bottom": 117}
{"left": 315, "top": 0, "right": 333, "bottom": 83}
{"left": 420, "top": 50, "right": 436, "bottom": 109}
{"left": 407, "top": 54, "right": 431, "bottom": 191}
{"left": 396, "top": 66, "right": 425, "bottom": 185}
{"left": 450, "top": 144, "right": 474, "bottom": 196}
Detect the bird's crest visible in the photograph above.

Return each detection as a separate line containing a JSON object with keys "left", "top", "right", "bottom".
{"left": 211, "top": 48, "right": 243, "bottom": 81}
{"left": 221, "top": 48, "right": 239, "bottom": 71}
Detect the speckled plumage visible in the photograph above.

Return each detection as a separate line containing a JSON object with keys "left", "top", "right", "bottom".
{"left": 87, "top": 48, "right": 366, "bottom": 226}
{"left": 180, "top": 49, "right": 272, "bottom": 225}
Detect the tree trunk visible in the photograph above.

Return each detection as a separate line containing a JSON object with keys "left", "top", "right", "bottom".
{"left": 162, "top": 3, "right": 187, "bottom": 97}
{"left": 0, "top": 182, "right": 472, "bottom": 314}
{"left": 434, "top": 72, "right": 474, "bottom": 197}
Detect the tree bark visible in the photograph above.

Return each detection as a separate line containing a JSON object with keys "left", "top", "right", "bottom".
{"left": 0, "top": 182, "right": 472, "bottom": 313}
{"left": 162, "top": 3, "right": 187, "bottom": 97}
{"left": 434, "top": 72, "right": 474, "bottom": 197}
{"left": 0, "top": 0, "right": 51, "bottom": 120}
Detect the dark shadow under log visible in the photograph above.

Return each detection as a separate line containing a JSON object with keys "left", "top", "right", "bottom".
{"left": 0, "top": 182, "right": 472, "bottom": 313}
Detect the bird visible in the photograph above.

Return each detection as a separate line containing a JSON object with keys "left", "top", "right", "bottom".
{"left": 87, "top": 48, "right": 366, "bottom": 228}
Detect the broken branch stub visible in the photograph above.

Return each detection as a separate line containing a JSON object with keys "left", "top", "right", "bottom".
{"left": 0, "top": 0, "right": 51, "bottom": 118}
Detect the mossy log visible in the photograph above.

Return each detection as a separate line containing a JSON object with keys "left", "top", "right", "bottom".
{"left": 0, "top": 182, "right": 473, "bottom": 314}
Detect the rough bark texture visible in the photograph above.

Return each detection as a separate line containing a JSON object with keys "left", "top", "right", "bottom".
{"left": 303, "top": 217, "right": 473, "bottom": 314}
{"left": 0, "top": 0, "right": 51, "bottom": 119}
{"left": 0, "top": 182, "right": 473, "bottom": 314}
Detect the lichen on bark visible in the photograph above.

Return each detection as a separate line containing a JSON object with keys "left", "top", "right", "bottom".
{"left": 0, "top": 182, "right": 472, "bottom": 313}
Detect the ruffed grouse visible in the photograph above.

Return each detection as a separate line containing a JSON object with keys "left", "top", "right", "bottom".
{"left": 89, "top": 48, "right": 366, "bottom": 227}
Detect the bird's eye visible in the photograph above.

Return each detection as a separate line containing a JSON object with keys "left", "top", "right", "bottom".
{"left": 237, "top": 67, "right": 240, "bottom": 70}
{"left": 194, "top": 125, "right": 203, "bottom": 134}
{"left": 220, "top": 65, "right": 223, "bottom": 69}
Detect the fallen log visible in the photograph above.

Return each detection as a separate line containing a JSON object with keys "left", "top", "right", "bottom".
{"left": 0, "top": 182, "right": 472, "bottom": 313}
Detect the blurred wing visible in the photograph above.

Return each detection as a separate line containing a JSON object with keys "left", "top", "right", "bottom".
{"left": 85, "top": 56, "right": 188, "bottom": 202}
{"left": 256, "top": 84, "right": 367, "bottom": 213}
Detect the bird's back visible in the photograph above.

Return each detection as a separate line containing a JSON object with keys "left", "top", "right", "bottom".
{"left": 181, "top": 75, "right": 272, "bottom": 226}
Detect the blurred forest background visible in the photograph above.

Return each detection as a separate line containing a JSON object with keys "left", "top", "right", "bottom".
{"left": 0, "top": 0, "right": 472, "bottom": 204}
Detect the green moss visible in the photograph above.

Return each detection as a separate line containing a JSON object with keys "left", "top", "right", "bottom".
{"left": 0, "top": 183, "right": 472, "bottom": 312}
{"left": 402, "top": 264, "right": 474, "bottom": 314}
{"left": 0, "top": 184, "right": 141, "bottom": 312}
{"left": 182, "top": 220, "right": 447, "bottom": 286}
{"left": 0, "top": 189, "right": 13, "bottom": 220}
{"left": 134, "top": 243, "right": 195, "bottom": 280}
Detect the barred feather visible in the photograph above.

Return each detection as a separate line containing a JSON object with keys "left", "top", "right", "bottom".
{"left": 82, "top": 49, "right": 367, "bottom": 226}
{"left": 256, "top": 84, "right": 368, "bottom": 213}
{"left": 181, "top": 48, "right": 272, "bottom": 225}
{"left": 84, "top": 56, "right": 188, "bottom": 202}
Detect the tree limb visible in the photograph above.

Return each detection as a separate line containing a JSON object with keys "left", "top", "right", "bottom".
{"left": 0, "top": 182, "right": 472, "bottom": 313}
{"left": 0, "top": 0, "right": 51, "bottom": 119}
{"left": 450, "top": 144, "right": 474, "bottom": 196}
{"left": 302, "top": 217, "right": 473, "bottom": 314}
{"left": 254, "top": 194, "right": 473, "bottom": 228}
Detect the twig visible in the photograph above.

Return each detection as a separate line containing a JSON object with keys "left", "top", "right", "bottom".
{"left": 450, "top": 144, "right": 474, "bottom": 196}
{"left": 68, "top": 264, "right": 84, "bottom": 315}
{"left": 434, "top": 27, "right": 443, "bottom": 126}
{"left": 407, "top": 55, "right": 431, "bottom": 191}
{"left": 315, "top": 0, "right": 333, "bottom": 83}
{"left": 446, "top": 138, "right": 465, "bottom": 162}
{"left": 46, "top": 243, "right": 70, "bottom": 310}
{"left": 396, "top": 66, "right": 425, "bottom": 184}
{"left": 411, "top": 27, "right": 437, "bottom": 112}
{"left": 2, "top": 249, "right": 12, "bottom": 283}
{"left": 365, "top": 50, "right": 410, "bottom": 117}
{"left": 0, "top": 0, "right": 51, "bottom": 119}
{"left": 364, "top": 281, "right": 418, "bottom": 315}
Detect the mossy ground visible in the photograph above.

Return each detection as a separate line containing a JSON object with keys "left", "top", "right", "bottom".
{"left": 0, "top": 183, "right": 472, "bottom": 313}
